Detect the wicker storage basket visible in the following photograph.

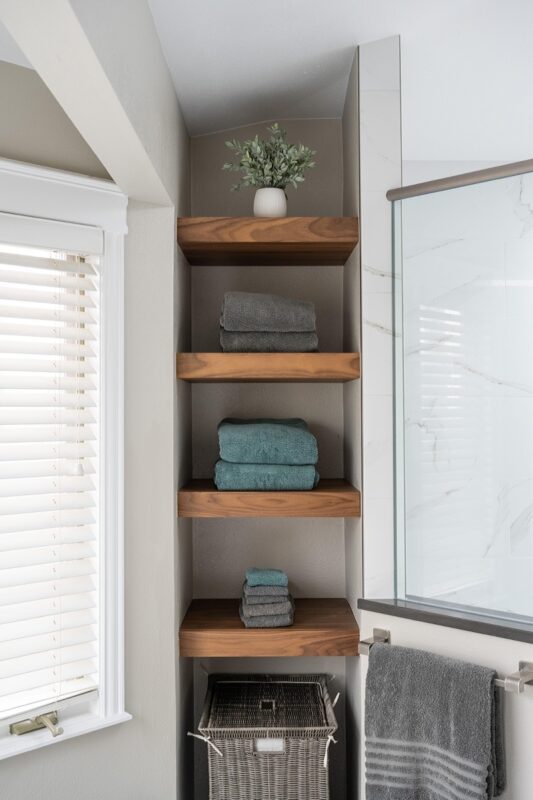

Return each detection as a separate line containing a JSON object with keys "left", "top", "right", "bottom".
{"left": 197, "top": 674, "right": 338, "bottom": 800}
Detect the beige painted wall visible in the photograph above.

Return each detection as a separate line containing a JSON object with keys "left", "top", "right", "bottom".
{"left": 0, "top": 60, "right": 108, "bottom": 178}
{"left": 0, "top": 2, "right": 191, "bottom": 799}
{"left": 191, "top": 118, "right": 343, "bottom": 217}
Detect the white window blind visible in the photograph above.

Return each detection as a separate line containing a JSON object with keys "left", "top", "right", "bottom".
{"left": 0, "top": 242, "right": 99, "bottom": 722}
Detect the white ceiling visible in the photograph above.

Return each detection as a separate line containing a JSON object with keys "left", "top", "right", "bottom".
{"left": 148, "top": 0, "right": 533, "bottom": 162}
{"left": 1, "top": 4, "right": 532, "bottom": 163}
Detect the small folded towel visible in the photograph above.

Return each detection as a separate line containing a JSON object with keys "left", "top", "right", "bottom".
{"left": 242, "top": 596, "right": 293, "bottom": 617}
{"left": 214, "top": 461, "right": 319, "bottom": 491}
{"left": 218, "top": 418, "right": 318, "bottom": 466}
{"left": 243, "top": 592, "right": 289, "bottom": 605}
{"left": 220, "top": 329, "right": 318, "bottom": 353}
{"left": 239, "top": 601, "right": 294, "bottom": 629}
{"left": 243, "top": 581, "right": 289, "bottom": 598}
{"left": 221, "top": 291, "right": 316, "bottom": 333}
{"left": 365, "top": 643, "right": 505, "bottom": 800}
{"left": 245, "top": 568, "right": 289, "bottom": 588}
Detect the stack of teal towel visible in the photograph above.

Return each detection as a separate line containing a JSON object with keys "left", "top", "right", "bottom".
{"left": 239, "top": 568, "right": 294, "bottom": 628}
{"left": 220, "top": 291, "right": 318, "bottom": 352}
{"left": 214, "top": 418, "right": 320, "bottom": 491}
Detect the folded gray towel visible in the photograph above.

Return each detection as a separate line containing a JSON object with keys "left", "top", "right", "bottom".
{"left": 220, "top": 329, "right": 318, "bottom": 352}
{"left": 221, "top": 292, "right": 316, "bottom": 333}
{"left": 239, "top": 601, "right": 294, "bottom": 628}
{"left": 365, "top": 643, "right": 505, "bottom": 800}
{"left": 243, "top": 592, "right": 289, "bottom": 605}
{"left": 242, "top": 595, "right": 293, "bottom": 617}
{"left": 243, "top": 581, "right": 288, "bottom": 598}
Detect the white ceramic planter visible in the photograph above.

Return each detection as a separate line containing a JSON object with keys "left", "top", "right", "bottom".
{"left": 253, "top": 187, "right": 287, "bottom": 217}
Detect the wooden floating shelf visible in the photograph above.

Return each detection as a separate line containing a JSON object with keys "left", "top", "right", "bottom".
{"left": 179, "top": 598, "right": 359, "bottom": 657}
{"left": 177, "top": 216, "right": 358, "bottom": 266}
{"left": 177, "top": 352, "right": 360, "bottom": 382}
{"left": 178, "top": 479, "right": 360, "bottom": 518}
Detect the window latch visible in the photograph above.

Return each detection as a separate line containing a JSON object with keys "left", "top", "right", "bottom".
{"left": 10, "top": 711, "right": 63, "bottom": 738}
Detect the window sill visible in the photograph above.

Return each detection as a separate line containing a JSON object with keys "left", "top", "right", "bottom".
{"left": 0, "top": 710, "right": 132, "bottom": 761}
{"left": 357, "top": 598, "right": 533, "bottom": 644}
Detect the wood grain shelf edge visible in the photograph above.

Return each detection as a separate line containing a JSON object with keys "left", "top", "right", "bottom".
{"left": 177, "top": 479, "right": 361, "bottom": 518}
{"left": 179, "top": 598, "right": 360, "bottom": 657}
{"left": 176, "top": 352, "right": 360, "bottom": 382}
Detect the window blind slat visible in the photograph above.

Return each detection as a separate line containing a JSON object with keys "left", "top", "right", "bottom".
{"left": 0, "top": 458, "right": 96, "bottom": 480}
{"left": 0, "top": 268, "right": 96, "bottom": 292}
{"left": 0, "top": 390, "right": 97, "bottom": 408}
{"left": 0, "top": 543, "right": 94, "bottom": 571}
{"left": 0, "top": 526, "right": 95, "bottom": 552}
{"left": 0, "top": 321, "right": 96, "bottom": 341}
{"left": 0, "top": 474, "right": 94, "bottom": 497}
{"left": 1, "top": 340, "right": 95, "bottom": 357}
{"left": 0, "top": 657, "right": 97, "bottom": 699}
{"left": 0, "top": 375, "right": 96, "bottom": 392}
{"left": 0, "top": 508, "right": 94, "bottom": 535}
{"left": 0, "top": 591, "right": 95, "bottom": 626}
{"left": 0, "top": 286, "right": 96, "bottom": 308}
{"left": 0, "top": 304, "right": 96, "bottom": 325}
{"left": 0, "top": 425, "right": 97, "bottom": 445}
{"left": 0, "top": 357, "right": 96, "bottom": 375}
{"left": 0, "top": 678, "right": 97, "bottom": 720}
{"left": 0, "top": 241, "right": 100, "bottom": 720}
{"left": 0, "top": 575, "right": 95, "bottom": 608}
{"left": 0, "top": 441, "right": 96, "bottom": 462}
{"left": 0, "top": 640, "right": 97, "bottom": 680}
{"left": 0, "top": 252, "right": 96, "bottom": 275}
{"left": 0, "top": 609, "right": 95, "bottom": 645}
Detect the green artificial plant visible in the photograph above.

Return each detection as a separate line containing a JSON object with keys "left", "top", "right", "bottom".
{"left": 222, "top": 123, "right": 316, "bottom": 191}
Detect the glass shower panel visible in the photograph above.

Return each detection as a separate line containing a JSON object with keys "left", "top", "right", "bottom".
{"left": 395, "top": 172, "right": 533, "bottom": 621}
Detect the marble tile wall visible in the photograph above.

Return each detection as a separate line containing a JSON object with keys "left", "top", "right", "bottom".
{"left": 400, "top": 173, "right": 533, "bottom": 619}
{"left": 359, "top": 36, "right": 401, "bottom": 597}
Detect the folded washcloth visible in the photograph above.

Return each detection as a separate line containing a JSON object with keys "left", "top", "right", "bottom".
{"left": 243, "top": 592, "right": 289, "bottom": 605}
{"left": 243, "top": 581, "right": 289, "bottom": 598}
{"left": 239, "top": 601, "right": 294, "bottom": 628}
{"left": 365, "top": 643, "right": 505, "bottom": 800}
{"left": 242, "top": 596, "right": 293, "bottom": 617}
{"left": 220, "top": 329, "right": 318, "bottom": 353}
{"left": 246, "top": 568, "right": 289, "bottom": 588}
{"left": 214, "top": 461, "right": 319, "bottom": 491}
{"left": 218, "top": 418, "right": 318, "bottom": 466}
{"left": 220, "top": 292, "right": 316, "bottom": 333}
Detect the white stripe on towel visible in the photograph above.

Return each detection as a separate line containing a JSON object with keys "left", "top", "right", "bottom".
{"left": 365, "top": 747, "right": 487, "bottom": 789}
{"left": 366, "top": 736, "right": 487, "bottom": 773}
{"left": 365, "top": 752, "right": 486, "bottom": 794}
{"left": 365, "top": 764, "right": 484, "bottom": 800}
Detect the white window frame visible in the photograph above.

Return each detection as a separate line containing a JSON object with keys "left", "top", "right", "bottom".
{"left": 0, "top": 158, "right": 131, "bottom": 759}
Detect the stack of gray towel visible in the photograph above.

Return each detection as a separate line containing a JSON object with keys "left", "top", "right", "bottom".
{"left": 220, "top": 291, "right": 318, "bottom": 352}
{"left": 239, "top": 568, "right": 294, "bottom": 628}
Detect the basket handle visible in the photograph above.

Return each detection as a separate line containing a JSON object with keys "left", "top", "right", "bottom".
{"left": 323, "top": 734, "right": 338, "bottom": 769}
{"left": 187, "top": 731, "right": 223, "bottom": 757}
{"left": 331, "top": 691, "right": 340, "bottom": 709}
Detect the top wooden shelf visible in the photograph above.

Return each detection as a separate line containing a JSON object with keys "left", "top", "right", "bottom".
{"left": 177, "top": 216, "right": 359, "bottom": 266}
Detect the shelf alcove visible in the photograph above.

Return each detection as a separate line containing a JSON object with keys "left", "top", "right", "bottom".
{"left": 177, "top": 109, "right": 362, "bottom": 800}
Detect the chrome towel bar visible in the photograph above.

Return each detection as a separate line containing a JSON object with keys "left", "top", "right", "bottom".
{"left": 360, "top": 628, "right": 533, "bottom": 694}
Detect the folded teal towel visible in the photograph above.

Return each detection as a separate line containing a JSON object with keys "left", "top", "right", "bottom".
{"left": 218, "top": 418, "right": 318, "bottom": 466}
{"left": 214, "top": 461, "right": 319, "bottom": 491}
{"left": 246, "top": 568, "right": 289, "bottom": 588}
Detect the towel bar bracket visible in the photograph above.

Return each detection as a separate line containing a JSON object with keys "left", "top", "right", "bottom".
{"left": 494, "top": 661, "right": 533, "bottom": 694}
{"left": 359, "top": 628, "right": 391, "bottom": 655}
